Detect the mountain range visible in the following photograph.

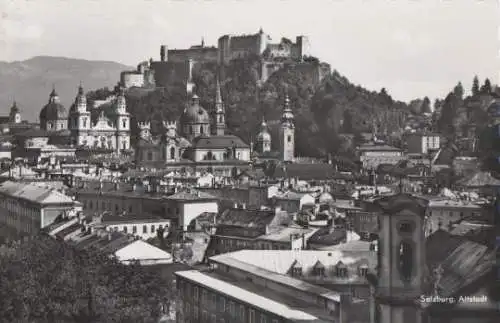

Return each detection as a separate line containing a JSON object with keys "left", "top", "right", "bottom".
{"left": 0, "top": 56, "right": 132, "bottom": 121}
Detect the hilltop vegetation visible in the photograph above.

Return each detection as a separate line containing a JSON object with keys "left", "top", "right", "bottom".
{"left": 89, "top": 56, "right": 412, "bottom": 157}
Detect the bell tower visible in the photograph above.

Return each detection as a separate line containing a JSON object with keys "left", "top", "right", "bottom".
{"left": 214, "top": 77, "right": 225, "bottom": 136}
{"left": 372, "top": 194, "right": 428, "bottom": 323}
{"left": 279, "top": 88, "right": 295, "bottom": 162}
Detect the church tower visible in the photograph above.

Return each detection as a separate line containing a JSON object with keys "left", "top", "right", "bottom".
{"left": 279, "top": 89, "right": 295, "bottom": 162}
{"left": 115, "top": 89, "right": 130, "bottom": 151}
{"left": 214, "top": 77, "right": 225, "bottom": 136}
{"left": 256, "top": 117, "right": 271, "bottom": 153}
{"left": 372, "top": 194, "right": 428, "bottom": 323}
{"left": 73, "top": 85, "right": 91, "bottom": 146}
{"left": 9, "top": 100, "right": 21, "bottom": 124}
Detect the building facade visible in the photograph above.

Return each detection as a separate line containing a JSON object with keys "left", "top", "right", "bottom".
{"left": 39, "top": 86, "right": 131, "bottom": 153}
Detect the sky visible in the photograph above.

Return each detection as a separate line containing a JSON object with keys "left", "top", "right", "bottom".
{"left": 0, "top": 0, "right": 498, "bottom": 102}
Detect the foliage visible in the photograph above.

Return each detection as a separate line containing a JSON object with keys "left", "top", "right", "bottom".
{"left": 472, "top": 76, "right": 480, "bottom": 96}
{"left": 437, "top": 92, "right": 462, "bottom": 139}
{"left": 453, "top": 82, "right": 464, "bottom": 100}
{"left": 0, "top": 235, "right": 173, "bottom": 323}
{"left": 480, "top": 78, "right": 492, "bottom": 95}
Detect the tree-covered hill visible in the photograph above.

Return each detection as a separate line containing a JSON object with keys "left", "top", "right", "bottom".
{"left": 89, "top": 56, "right": 412, "bottom": 157}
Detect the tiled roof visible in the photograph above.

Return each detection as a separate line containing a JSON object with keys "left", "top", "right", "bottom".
{"left": 258, "top": 226, "right": 317, "bottom": 242}
{"left": 357, "top": 143, "right": 401, "bottom": 152}
{"left": 101, "top": 214, "right": 169, "bottom": 224}
{"left": 217, "top": 208, "right": 278, "bottom": 228}
{"left": 308, "top": 227, "right": 347, "bottom": 246}
{"left": 456, "top": 171, "right": 500, "bottom": 187}
{"left": 0, "top": 181, "right": 75, "bottom": 205}
{"left": 272, "top": 163, "right": 337, "bottom": 180}
{"left": 425, "top": 230, "right": 494, "bottom": 298}
{"left": 211, "top": 249, "right": 376, "bottom": 285}
{"left": 192, "top": 135, "right": 249, "bottom": 149}
{"left": 165, "top": 189, "right": 217, "bottom": 201}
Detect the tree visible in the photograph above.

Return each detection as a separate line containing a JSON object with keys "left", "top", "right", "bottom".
{"left": 472, "top": 75, "right": 480, "bottom": 96}
{"left": 421, "top": 96, "right": 431, "bottom": 114}
{"left": 437, "top": 92, "right": 460, "bottom": 138}
{"left": 0, "top": 235, "right": 173, "bottom": 323}
{"left": 453, "top": 82, "right": 464, "bottom": 99}
{"left": 341, "top": 109, "right": 354, "bottom": 133}
{"left": 480, "top": 78, "right": 492, "bottom": 94}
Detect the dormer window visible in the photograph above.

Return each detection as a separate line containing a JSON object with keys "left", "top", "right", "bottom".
{"left": 358, "top": 265, "right": 369, "bottom": 277}
{"left": 335, "top": 261, "right": 348, "bottom": 278}
{"left": 313, "top": 261, "right": 325, "bottom": 277}
{"left": 290, "top": 260, "right": 303, "bottom": 277}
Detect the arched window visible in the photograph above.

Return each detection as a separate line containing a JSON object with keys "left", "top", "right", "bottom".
{"left": 48, "top": 122, "right": 53, "bottom": 129}
{"left": 399, "top": 240, "right": 414, "bottom": 282}
{"left": 287, "top": 135, "right": 292, "bottom": 142}
{"left": 200, "top": 126, "right": 204, "bottom": 135}
{"left": 170, "top": 147, "right": 175, "bottom": 160}
{"left": 190, "top": 125, "right": 193, "bottom": 134}
{"left": 207, "top": 151, "right": 213, "bottom": 160}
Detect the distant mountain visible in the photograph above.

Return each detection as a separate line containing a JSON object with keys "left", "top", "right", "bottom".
{"left": 0, "top": 56, "right": 133, "bottom": 121}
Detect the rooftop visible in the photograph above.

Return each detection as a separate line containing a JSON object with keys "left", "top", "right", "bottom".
{"left": 176, "top": 270, "right": 333, "bottom": 322}
{"left": 0, "top": 180, "right": 75, "bottom": 205}
{"left": 101, "top": 213, "right": 170, "bottom": 224}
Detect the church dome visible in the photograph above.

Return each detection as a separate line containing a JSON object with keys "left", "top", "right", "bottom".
{"left": 40, "top": 89, "right": 67, "bottom": 121}
{"left": 180, "top": 94, "right": 210, "bottom": 125}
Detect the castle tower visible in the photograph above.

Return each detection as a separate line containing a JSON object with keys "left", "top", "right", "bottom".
{"left": 372, "top": 194, "right": 428, "bottom": 323}
{"left": 214, "top": 77, "right": 225, "bottom": 136}
{"left": 256, "top": 117, "right": 271, "bottom": 153}
{"left": 115, "top": 89, "right": 130, "bottom": 151}
{"left": 138, "top": 121, "right": 151, "bottom": 140}
{"left": 160, "top": 45, "right": 166, "bottom": 62}
{"left": 280, "top": 89, "right": 295, "bottom": 162}
{"left": 9, "top": 100, "right": 21, "bottom": 124}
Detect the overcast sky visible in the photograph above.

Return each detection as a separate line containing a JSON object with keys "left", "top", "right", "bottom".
{"left": 0, "top": 0, "right": 498, "bottom": 102}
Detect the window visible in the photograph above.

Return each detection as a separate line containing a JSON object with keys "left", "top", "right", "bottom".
{"left": 211, "top": 314, "right": 216, "bottom": 323}
{"left": 170, "top": 147, "right": 175, "bottom": 160}
{"left": 239, "top": 305, "right": 245, "bottom": 319}
{"left": 219, "top": 296, "right": 225, "bottom": 312}
{"left": 398, "top": 221, "right": 415, "bottom": 234}
{"left": 132, "top": 226, "right": 137, "bottom": 234}
{"left": 359, "top": 265, "right": 368, "bottom": 277}
{"left": 249, "top": 309, "right": 255, "bottom": 323}
{"left": 48, "top": 122, "right": 53, "bottom": 129}
{"left": 399, "top": 240, "right": 414, "bottom": 282}
{"left": 292, "top": 267, "right": 302, "bottom": 277}
{"left": 200, "top": 126, "right": 204, "bottom": 135}
{"left": 142, "top": 225, "right": 147, "bottom": 234}
{"left": 211, "top": 294, "right": 216, "bottom": 309}
{"left": 147, "top": 151, "right": 153, "bottom": 161}
{"left": 122, "top": 119, "right": 127, "bottom": 128}
{"left": 129, "top": 205, "right": 132, "bottom": 213}
{"left": 123, "top": 226, "right": 128, "bottom": 233}
{"left": 115, "top": 204, "right": 119, "bottom": 212}
{"left": 229, "top": 301, "right": 235, "bottom": 317}
{"left": 83, "top": 118, "right": 87, "bottom": 127}
{"left": 194, "top": 306, "right": 199, "bottom": 320}
{"left": 287, "top": 135, "right": 291, "bottom": 142}
{"left": 114, "top": 226, "right": 118, "bottom": 232}
{"left": 194, "top": 286, "right": 199, "bottom": 300}
{"left": 260, "top": 314, "right": 267, "bottom": 323}
{"left": 151, "top": 225, "right": 155, "bottom": 233}
{"left": 202, "top": 311, "right": 208, "bottom": 321}
{"left": 186, "top": 303, "right": 191, "bottom": 314}
{"left": 89, "top": 201, "right": 93, "bottom": 209}
{"left": 190, "top": 125, "right": 194, "bottom": 134}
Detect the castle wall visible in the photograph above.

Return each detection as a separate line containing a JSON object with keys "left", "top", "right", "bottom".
{"left": 120, "top": 71, "right": 145, "bottom": 88}
{"left": 150, "top": 61, "right": 191, "bottom": 88}
{"left": 167, "top": 47, "right": 218, "bottom": 63}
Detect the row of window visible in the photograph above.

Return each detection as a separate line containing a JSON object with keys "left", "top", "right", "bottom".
{"left": 291, "top": 264, "right": 368, "bottom": 278}
{"left": 179, "top": 279, "right": 281, "bottom": 323}
{"left": 84, "top": 199, "right": 134, "bottom": 214}
{"left": 108, "top": 223, "right": 168, "bottom": 235}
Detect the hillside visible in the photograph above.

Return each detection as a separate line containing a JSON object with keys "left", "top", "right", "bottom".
{"left": 0, "top": 56, "right": 132, "bottom": 121}
{"left": 91, "top": 56, "right": 411, "bottom": 158}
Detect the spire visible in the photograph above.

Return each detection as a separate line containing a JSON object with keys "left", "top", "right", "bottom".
{"left": 259, "top": 27, "right": 264, "bottom": 34}
{"left": 281, "top": 85, "right": 294, "bottom": 124}
{"left": 201, "top": 37, "right": 205, "bottom": 47}
{"left": 50, "top": 84, "right": 57, "bottom": 97}
{"left": 215, "top": 77, "right": 223, "bottom": 110}
{"left": 78, "top": 81, "right": 84, "bottom": 95}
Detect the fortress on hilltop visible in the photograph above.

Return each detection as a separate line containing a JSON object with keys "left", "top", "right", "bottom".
{"left": 120, "top": 28, "right": 330, "bottom": 89}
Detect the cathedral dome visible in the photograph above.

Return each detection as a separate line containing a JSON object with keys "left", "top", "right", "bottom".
{"left": 40, "top": 89, "right": 67, "bottom": 121}
{"left": 180, "top": 94, "right": 210, "bottom": 125}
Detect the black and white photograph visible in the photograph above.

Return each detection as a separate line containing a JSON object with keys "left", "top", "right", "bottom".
{"left": 0, "top": 0, "right": 499, "bottom": 322}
